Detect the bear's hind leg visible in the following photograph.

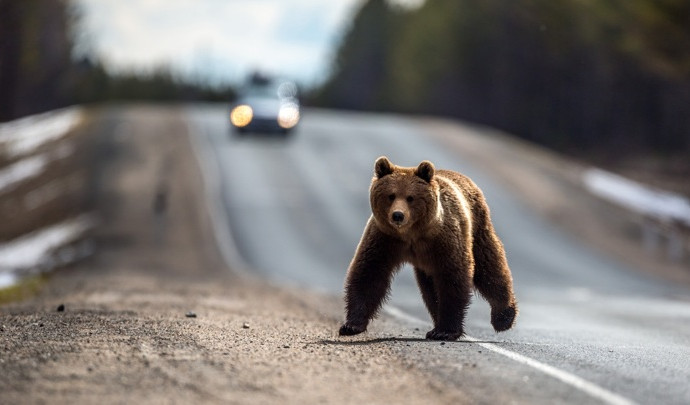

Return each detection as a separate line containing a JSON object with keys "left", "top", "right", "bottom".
{"left": 472, "top": 223, "right": 518, "bottom": 332}
{"left": 414, "top": 268, "right": 438, "bottom": 325}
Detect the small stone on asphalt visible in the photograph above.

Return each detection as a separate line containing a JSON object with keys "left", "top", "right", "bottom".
{"left": 57, "top": 304, "right": 65, "bottom": 312}
{"left": 242, "top": 322, "right": 250, "bottom": 329}
{"left": 185, "top": 311, "right": 197, "bottom": 318}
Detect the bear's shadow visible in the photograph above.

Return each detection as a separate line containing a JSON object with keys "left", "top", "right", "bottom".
{"left": 317, "top": 337, "right": 501, "bottom": 346}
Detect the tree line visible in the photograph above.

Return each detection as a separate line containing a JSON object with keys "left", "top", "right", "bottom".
{"left": 0, "top": 0, "right": 233, "bottom": 123}
{"left": 3, "top": 0, "right": 689, "bottom": 170}
{"left": 314, "top": 0, "right": 690, "bottom": 164}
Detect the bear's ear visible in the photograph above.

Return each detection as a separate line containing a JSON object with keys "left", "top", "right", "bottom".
{"left": 374, "top": 156, "right": 394, "bottom": 178}
{"left": 415, "top": 160, "right": 435, "bottom": 182}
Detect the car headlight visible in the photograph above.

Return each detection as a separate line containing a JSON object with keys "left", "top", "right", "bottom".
{"left": 230, "top": 105, "right": 253, "bottom": 127}
{"left": 277, "top": 104, "right": 300, "bottom": 129}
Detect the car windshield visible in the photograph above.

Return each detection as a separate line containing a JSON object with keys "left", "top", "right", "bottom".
{"left": 241, "top": 75, "right": 298, "bottom": 102}
{"left": 245, "top": 84, "right": 279, "bottom": 99}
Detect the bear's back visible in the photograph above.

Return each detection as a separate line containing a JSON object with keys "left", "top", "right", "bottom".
{"left": 435, "top": 169, "right": 482, "bottom": 200}
{"left": 435, "top": 169, "right": 490, "bottom": 229}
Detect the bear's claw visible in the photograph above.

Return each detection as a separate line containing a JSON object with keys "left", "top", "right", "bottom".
{"left": 339, "top": 323, "right": 366, "bottom": 336}
{"left": 425, "top": 328, "right": 463, "bottom": 341}
{"left": 491, "top": 305, "right": 517, "bottom": 332}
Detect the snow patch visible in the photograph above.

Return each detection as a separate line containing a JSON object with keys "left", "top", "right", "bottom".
{"left": 583, "top": 168, "right": 690, "bottom": 226}
{"left": 0, "top": 215, "right": 93, "bottom": 281}
{"left": 0, "top": 141, "right": 75, "bottom": 195}
{"left": 0, "top": 272, "right": 15, "bottom": 289}
{"left": 0, "top": 154, "right": 48, "bottom": 193}
{"left": 0, "top": 142, "right": 75, "bottom": 195}
{"left": 0, "top": 107, "right": 83, "bottom": 158}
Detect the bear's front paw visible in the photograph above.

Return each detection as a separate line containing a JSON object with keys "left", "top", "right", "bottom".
{"left": 339, "top": 322, "right": 366, "bottom": 336}
{"left": 425, "top": 328, "right": 463, "bottom": 341}
{"left": 491, "top": 304, "right": 517, "bottom": 332}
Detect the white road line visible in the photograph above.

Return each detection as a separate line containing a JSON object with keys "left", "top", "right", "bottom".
{"left": 384, "top": 305, "right": 637, "bottom": 405}
{"left": 185, "top": 115, "right": 254, "bottom": 277}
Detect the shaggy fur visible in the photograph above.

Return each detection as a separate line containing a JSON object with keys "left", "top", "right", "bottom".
{"left": 339, "top": 156, "right": 517, "bottom": 341}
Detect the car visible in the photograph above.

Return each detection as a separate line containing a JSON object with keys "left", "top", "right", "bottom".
{"left": 230, "top": 74, "right": 300, "bottom": 136}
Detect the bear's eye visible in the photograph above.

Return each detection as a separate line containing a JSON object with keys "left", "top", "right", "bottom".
{"left": 388, "top": 194, "right": 396, "bottom": 201}
{"left": 406, "top": 196, "right": 414, "bottom": 203}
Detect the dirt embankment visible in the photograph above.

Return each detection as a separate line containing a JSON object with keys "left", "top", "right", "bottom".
{"left": 0, "top": 106, "right": 466, "bottom": 404}
{"left": 0, "top": 110, "right": 89, "bottom": 244}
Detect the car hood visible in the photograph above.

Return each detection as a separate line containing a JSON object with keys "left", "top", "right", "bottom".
{"left": 240, "top": 97, "right": 281, "bottom": 117}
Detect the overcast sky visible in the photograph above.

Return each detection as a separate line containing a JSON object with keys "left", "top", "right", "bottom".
{"left": 74, "top": 0, "right": 363, "bottom": 87}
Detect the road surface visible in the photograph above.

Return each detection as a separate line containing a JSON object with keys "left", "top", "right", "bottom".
{"left": 187, "top": 105, "right": 690, "bottom": 405}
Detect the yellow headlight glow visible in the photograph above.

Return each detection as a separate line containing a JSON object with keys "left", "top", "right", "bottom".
{"left": 230, "top": 105, "right": 253, "bottom": 127}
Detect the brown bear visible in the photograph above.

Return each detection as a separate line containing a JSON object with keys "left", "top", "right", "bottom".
{"left": 339, "top": 156, "right": 517, "bottom": 341}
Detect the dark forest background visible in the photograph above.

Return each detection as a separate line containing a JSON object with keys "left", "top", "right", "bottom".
{"left": 315, "top": 0, "right": 690, "bottom": 179}
{"left": 0, "top": 0, "right": 234, "bottom": 123}
{"left": 2, "top": 0, "right": 689, "bottom": 187}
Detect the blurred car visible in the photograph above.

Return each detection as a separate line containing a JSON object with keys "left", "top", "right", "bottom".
{"left": 230, "top": 75, "right": 300, "bottom": 136}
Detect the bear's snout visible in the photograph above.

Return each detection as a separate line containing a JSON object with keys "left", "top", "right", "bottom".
{"left": 391, "top": 211, "right": 405, "bottom": 224}
{"left": 388, "top": 199, "right": 410, "bottom": 229}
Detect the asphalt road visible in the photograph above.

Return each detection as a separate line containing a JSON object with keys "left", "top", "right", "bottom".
{"left": 187, "top": 105, "right": 690, "bottom": 405}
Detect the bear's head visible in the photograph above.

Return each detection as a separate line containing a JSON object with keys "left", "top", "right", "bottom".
{"left": 369, "top": 156, "right": 441, "bottom": 238}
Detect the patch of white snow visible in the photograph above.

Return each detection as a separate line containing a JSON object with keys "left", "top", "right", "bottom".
{"left": 0, "top": 107, "right": 83, "bottom": 158}
{"left": 0, "top": 272, "right": 15, "bottom": 289}
{"left": 0, "top": 215, "right": 93, "bottom": 271}
{"left": 583, "top": 168, "right": 690, "bottom": 226}
{"left": 0, "top": 154, "right": 48, "bottom": 193}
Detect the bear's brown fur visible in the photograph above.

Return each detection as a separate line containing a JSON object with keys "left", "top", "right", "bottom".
{"left": 339, "top": 156, "right": 517, "bottom": 341}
